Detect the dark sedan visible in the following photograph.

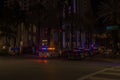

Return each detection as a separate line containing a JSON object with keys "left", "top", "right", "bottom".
{"left": 61, "top": 49, "right": 85, "bottom": 60}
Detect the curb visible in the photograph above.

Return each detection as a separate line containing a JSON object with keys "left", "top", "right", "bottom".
{"left": 86, "top": 57, "right": 120, "bottom": 63}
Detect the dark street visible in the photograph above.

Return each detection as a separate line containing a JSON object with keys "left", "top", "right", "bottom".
{"left": 0, "top": 0, "right": 120, "bottom": 80}
{"left": 0, "top": 57, "right": 120, "bottom": 80}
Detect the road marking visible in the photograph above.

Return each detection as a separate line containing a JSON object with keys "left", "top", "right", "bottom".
{"left": 77, "top": 67, "right": 112, "bottom": 80}
{"left": 77, "top": 66, "right": 120, "bottom": 80}
{"left": 109, "top": 68, "right": 120, "bottom": 72}
{"left": 85, "top": 76, "right": 117, "bottom": 80}
{"left": 101, "top": 72, "right": 120, "bottom": 76}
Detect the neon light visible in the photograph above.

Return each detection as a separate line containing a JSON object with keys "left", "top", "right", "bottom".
{"left": 73, "top": 0, "right": 76, "bottom": 13}
{"left": 35, "top": 60, "right": 48, "bottom": 63}
{"left": 48, "top": 47, "right": 55, "bottom": 50}
{"left": 43, "top": 60, "right": 48, "bottom": 63}
{"left": 42, "top": 48, "right": 47, "bottom": 50}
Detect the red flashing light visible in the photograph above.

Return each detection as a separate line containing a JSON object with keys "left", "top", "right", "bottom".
{"left": 35, "top": 60, "right": 48, "bottom": 63}
{"left": 43, "top": 60, "right": 48, "bottom": 63}
{"left": 44, "top": 55, "right": 47, "bottom": 58}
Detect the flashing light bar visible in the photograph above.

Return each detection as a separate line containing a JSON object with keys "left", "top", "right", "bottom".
{"left": 42, "top": 47, "right": 55, "bottom": 51}
{"left": 42, "top": 48, "right": 47, "bottom": 50}
{"left": 48, "top": 47, "right": 55, "bottom": 50}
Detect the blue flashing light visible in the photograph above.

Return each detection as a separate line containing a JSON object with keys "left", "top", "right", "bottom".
{"left": 42, "top": 48, "right": 47, "bottom": 50}
{"left": 41, "top": 45, "right": 48, "bottom": 52}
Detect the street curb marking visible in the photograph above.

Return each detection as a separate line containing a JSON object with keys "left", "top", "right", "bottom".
{"left": 77, "top": 67, "right": 113, "bottom": 80}
{"left": 84, "top": 76, "right": 117, "bottom": 80}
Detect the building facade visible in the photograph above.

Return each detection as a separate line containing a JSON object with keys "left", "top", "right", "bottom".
{"left": 2, "top": 0, "right": 95, "bottom": 52}
{"left": 60, "top": 0, "right": 94, "bottom": 49}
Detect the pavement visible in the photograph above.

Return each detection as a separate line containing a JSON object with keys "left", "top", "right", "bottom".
{"left": 78, "top": 66, "right": 120, "bottom": 80}
{"left": 0, "top": 54, "right": 119, "bottom": 80}
{"left": 0, "top": 53, "right": 120, "bottom": 63}
{"left": 77, "top": 53, "right": 120, "bottom": 80}
{"left": 85, "top": 53, "right": 120, "bottom": 63}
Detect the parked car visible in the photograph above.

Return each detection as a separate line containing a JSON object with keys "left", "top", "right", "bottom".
{"left": 83, "top": 44, "right": 99, "bottom": 57}
{"left": 0, "top": 45, "right": 9, "bottom": 56}
{"left": 9, "top": 47, "right": 20, "bottom": 55}
{"left": 83, "top": 48, "right": 92, "bottom": 57}
{"left": 37, "top": 46, "right": 58, "bottom": 59}
{"left": 61, "top": 50, "right": 73, "bottom": 59}
{"left": 38, "top": 51, "right": 49, "bottom": 59}
{"left": 90, "top": 46, "right": 99, "bottom": 55}
{"left": 61, "top": 48, "right": 85, "bottom": 59}
{"left": 22, "top": 46, "right": 33, "bottom": 54}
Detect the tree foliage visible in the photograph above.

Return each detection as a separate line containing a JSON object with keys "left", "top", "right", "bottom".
{"left": 98, "top": 0, "right": 120, "bottom": 25}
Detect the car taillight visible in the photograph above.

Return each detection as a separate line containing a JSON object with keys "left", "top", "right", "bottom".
{"left": 39, "top": 56, "right": 42, "bottom": 58}
{"left": 44, "top": 55, "right": 47, "bottom": 58}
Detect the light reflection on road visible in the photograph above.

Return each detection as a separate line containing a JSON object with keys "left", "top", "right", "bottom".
{"left": 34, "top": 59, "right": 48, "bottom": 64}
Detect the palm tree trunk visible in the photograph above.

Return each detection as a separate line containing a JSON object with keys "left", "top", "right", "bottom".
{"left": 112, "top": 0, "right": 119, "bottom": 54}
{"left": 36, "top": 25, "right": 41, "bottom": 51}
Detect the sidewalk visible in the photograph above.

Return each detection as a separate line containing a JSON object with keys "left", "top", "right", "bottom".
{"left": 86, "top": 53, "right": 120, "bottom": 63}
{"left": 0, "top": 53, "right": 119, "bottom": 63}
{"left": 0, "top": 54, "right": 40, "bottom": 59}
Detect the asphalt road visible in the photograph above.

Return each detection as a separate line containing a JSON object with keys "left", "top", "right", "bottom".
{"left": 0, "top": 57, "right": 119, "bottom": 80}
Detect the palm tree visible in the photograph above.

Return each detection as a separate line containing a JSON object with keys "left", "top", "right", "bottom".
{"left": 56, "top": 0, "right": 67, "bottom": 49}
{"left": 29, "top": 0, "right": 63, "bottom": 49}
{"left": 98, "top": 0, "right": 120, "bottom": 52}
{"left": 98, "top": 0, "right": 120, "bottom": 25}
{"left": 0, "top": 0, "right": 27, "bottom": 51}
{"left": 0, "top": 4, "right": 16, "bottom": 47}
{"left": 29, "top": 1, "right": 47, "bottom": 50}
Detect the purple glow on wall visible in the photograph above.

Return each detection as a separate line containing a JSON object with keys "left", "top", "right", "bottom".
{"left": 63, "top": 7, "right": 65, "bottom": 18}
{"left": 73, "top": 0, "right": 76, "bottom": 13}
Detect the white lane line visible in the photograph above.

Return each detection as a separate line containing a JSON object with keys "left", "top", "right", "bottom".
{"left": 77, "top": 67, "right": 113, "bottom": 80}
{"left": 109, "top": 68, "right": 120, "bottom": 72}
{"left": 77, "top": 66, "right": 120, "bottom": 80}
{"left": 87, "top": 76, "right": 118, "bottom": 80}
{"left": 101, "top": 72, "right": 120, "bottom": 76}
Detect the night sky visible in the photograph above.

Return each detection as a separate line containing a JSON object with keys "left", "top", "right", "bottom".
{"left": 0, "top": 0, "right": 104, "bottom": 14}
{"left": 0, "top": 0, "right": 104, "bottom": 10}
{"left": 0, "top": 0, "right": 4, "bottom": 8}
{"left": 0, "top": 0, "right": 104, "bottom": 28}
{"left": 91, "top": 0, "right": 104, "bottom": 14}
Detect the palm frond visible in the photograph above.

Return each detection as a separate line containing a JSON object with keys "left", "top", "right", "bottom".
{"left": 97, "top": 0, "right": 120, "bottom": 24}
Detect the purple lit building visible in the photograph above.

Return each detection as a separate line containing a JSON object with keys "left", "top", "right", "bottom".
{"left": 2, "top": 0, "right": 95, "bottom": 52}
{"left": 60, "top": 0, "right": 94, "bottom": 49}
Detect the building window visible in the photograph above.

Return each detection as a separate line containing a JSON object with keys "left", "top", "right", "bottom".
{"left": 33, "top": 26, "right": 36, "bottom": 33}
